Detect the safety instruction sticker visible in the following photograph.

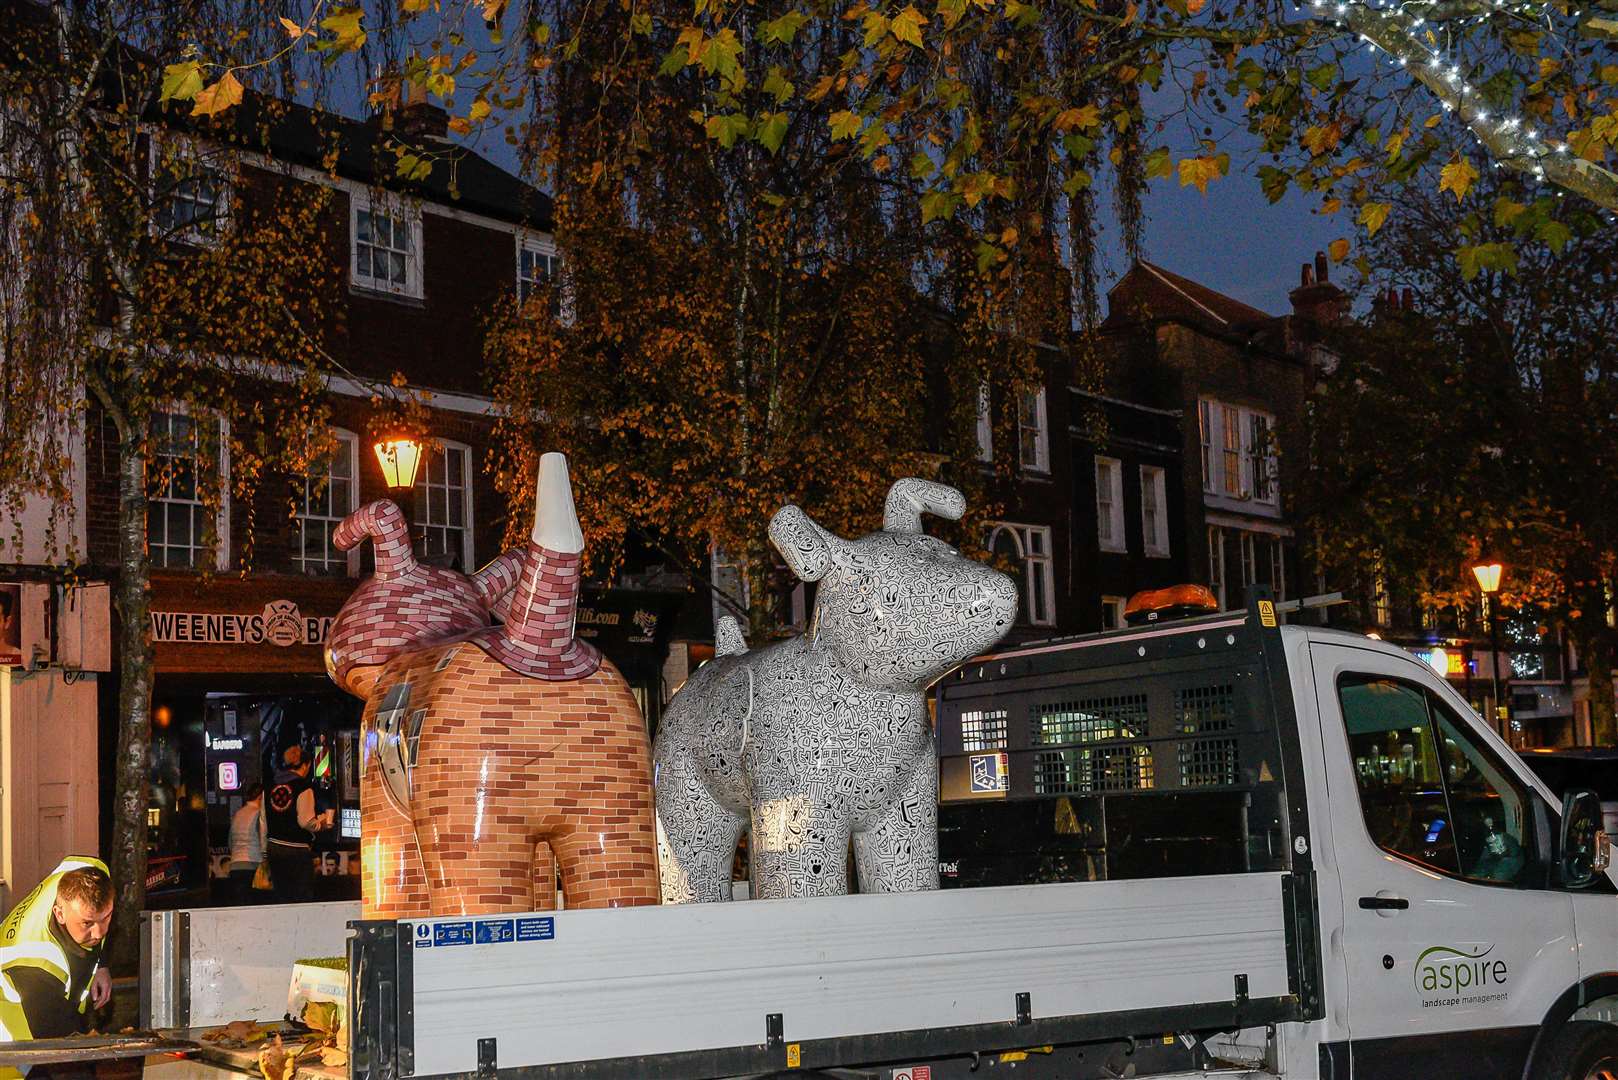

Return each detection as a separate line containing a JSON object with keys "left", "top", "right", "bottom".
{"left": 431, "top": 921, "right": 474, "bottom": 947}
{"left": 476, "top": 919, "right": 515, "bottom": 945}
{"left": 1258, "top": 600, "right": 1277, "bottom": 627}
{"left": 969, "top": 752, "right": 1009, "bottom": 793}
{"left": 517, "top": 917, "right": 555, "bottom": 942}
{"left": 413, "top": 923, "right": 431, "bottom": 948}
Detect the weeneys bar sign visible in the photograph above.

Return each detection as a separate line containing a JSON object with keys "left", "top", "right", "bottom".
{"left": 150, "top": 600, "right": 332, "bottom": 647}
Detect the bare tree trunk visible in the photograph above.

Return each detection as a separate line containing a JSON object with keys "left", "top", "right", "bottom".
{"left": 107, "top": 426, "right": 153, "bottom": 972}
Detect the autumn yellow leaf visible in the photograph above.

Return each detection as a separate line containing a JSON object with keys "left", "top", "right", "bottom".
{"left": 1424, "top": 114, "right": 1442, "bottom": 129}
{"left": 1185, "top": 0, "right": 1207, "bottom": 13}
{"left": 1327, "top": 238, "right": 1349, "bottom": 262}
{"left": 1438, "top": 157, "right": 1479, "bottom": 202}
{"left": 1300, "top": 123, "right": 1341, "bottom": 155}
{"left": 160, "top": 60, "right": 204, "bottom": 103}
{"left": 278, "top": 16, "right": 306, "bottom": 37}
{"left": 1358, "top": 202, "right": 1391, "bottom": 236}
{"left": 1321, "top": 197, "right": 1341, "bottom": 214}
{"left": 1052, "top": 104, "right": 1100, "bottom": 131}
{"left": 191, "top": 70, "right": 243, "bottom": 117}
{"left": 891, "top": 5, "right": 928, "bottom": 46}
{"left": 1177, "top": 153, "right": 1227, "bottom": 194}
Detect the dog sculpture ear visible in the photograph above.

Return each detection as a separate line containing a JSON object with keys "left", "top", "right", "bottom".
{"left": 769, "top": 505, "right": 837, "bottom": 582}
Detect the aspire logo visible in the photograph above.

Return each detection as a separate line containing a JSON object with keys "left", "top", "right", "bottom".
{"left": 1414, "top": 944, "right": 1509, "bottom": 1000}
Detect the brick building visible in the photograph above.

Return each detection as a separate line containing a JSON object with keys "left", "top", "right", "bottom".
{"left": 0, "top": 86, "right": 631, "bottom": 905}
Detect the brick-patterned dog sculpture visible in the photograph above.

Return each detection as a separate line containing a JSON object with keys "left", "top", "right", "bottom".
{"left": 328, "top": 453, "right": 660, "bottom": 917}
{"left": 653, "top": 479, "right": 1018, "bottom": 902}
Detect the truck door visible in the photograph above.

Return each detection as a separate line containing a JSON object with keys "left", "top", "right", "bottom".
{"left": 1310, "top": 642, "right": 1577, "bottom": 1079}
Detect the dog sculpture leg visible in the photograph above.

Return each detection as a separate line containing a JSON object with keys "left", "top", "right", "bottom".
{"left": 655, "top": 751, "right": 747, "bottom": 903}
{"left": 852, "top": 753, "right": 940, "bottom": 894}
{"left": 750, "top": 792, "right": 852, "bottom": 900}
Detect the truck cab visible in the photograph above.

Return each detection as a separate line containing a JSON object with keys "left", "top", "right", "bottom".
{"left": 934, "top": 596, "right": 1618, "bottom": 1079}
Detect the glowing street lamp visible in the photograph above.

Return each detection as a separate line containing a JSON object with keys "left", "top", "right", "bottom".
{"left": 1471, "top": 561, "right": 1503, "bottom": 595}
{"left": 373, "top": 437, "right": 424, "bottom": 492}
{"left": 1472, "top": 558, "right": 1509, "bottom": 738}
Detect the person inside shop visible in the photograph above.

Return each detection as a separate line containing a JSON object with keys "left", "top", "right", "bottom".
{"left": 0, "top": 857, "right": 114, "bottom": 1044}
{"left": 265, "top": 746, "right": 335, "bottom": 903}
{"left": 228, "top": 783, "right": 268, "bottom": 904}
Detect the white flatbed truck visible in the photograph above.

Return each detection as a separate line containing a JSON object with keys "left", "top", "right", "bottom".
{"left": 142, "top": 592, "right": 1618, "bottom": 1080}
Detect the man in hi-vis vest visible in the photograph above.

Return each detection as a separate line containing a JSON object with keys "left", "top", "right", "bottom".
{"left": 0, "top": 856, "right": 114, "bottom": 1047}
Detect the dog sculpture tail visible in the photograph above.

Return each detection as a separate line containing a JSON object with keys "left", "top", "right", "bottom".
{"left": 469, "top": 453, "right": 602, "bottom": 680}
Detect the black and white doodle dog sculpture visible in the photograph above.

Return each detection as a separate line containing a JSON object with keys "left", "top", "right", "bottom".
{"left": 653, "top": 478, "right": 1018, "bottom": 902}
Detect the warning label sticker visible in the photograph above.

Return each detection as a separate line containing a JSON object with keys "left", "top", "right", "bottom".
{"left": 476, "top": 919, "right": 515, "bottom": 945}
{"left": 516, "top": 917, "right": 555, "bottom": 942}
{"left": 433, "top": 921, "right": 474, "bottom": 947}
{"left": 892, "top": 1067, "right": 932, "bottom": 1080}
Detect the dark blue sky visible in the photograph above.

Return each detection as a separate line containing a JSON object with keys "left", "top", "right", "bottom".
{"left": 1107, "top": 174, "right": 1346, "bottom": 316}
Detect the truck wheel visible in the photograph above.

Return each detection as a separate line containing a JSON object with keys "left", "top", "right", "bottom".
{"left": 1535, "top": 1020, "right": 1618, "bottom": 1080}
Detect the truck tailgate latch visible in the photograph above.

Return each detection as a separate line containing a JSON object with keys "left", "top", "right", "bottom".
{"left": 766, "top": 1013, "right": 784, "bottom": 1051}
{"left": 477, "top": 1037, "right": 498, "bottom": 1080}
{"left": 1015, "top": 992, "right": 1031, "bottom": 1026}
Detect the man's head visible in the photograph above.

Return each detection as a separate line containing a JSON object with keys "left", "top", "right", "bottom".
{"left": 283, "top": 745, "right": 308, "bottom": 776}
{"left": 53, "top": 867, "right": 114, "bottom": 949}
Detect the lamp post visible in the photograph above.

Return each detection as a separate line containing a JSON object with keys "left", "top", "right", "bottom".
{"left": 373, "top": 436, "right": 424, "bottom": 493}
{"left": 1472, "top": 560, "right": 1506, "bottom": 740}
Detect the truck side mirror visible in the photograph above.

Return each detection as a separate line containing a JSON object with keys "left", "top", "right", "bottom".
{"left": 1559, "top": 789, "right": 1611, "bottom": 888}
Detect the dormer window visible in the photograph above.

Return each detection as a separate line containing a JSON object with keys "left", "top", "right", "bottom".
{"left": 351, "top": 191, "right": 423, "bottom": 300}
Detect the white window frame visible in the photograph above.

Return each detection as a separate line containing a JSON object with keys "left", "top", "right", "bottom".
{"left": 1198, "top": 399, "right": 1213, "bottom": 493}
{"left": 1017, "top": 386, "right": 1049, "bottom": 473}
{"left": 974, "top": 382, "right": 993, "bottom": 464}
{"left": 1095, "top": 455, "right": 1126, "bottom": 554}
{"left": 148, "top": 136, "right": 232, "bottom": 245}
{"left": 515, "top": 232, "right": 575, "bottom": 326}
{"left": 1270, "top": 541, "right": 1287, "bottom": 603}
{"left": 412, "top": 439, "right": 473, "bottom": 569}
{"left": 1101, "top": 595, "right": 1127, "bottom": 631}
{"left": 1238, "top": 531, "right": 1258, "bottom": 598}
{"left": 294, "top": 428, "right": 361, "bottom": 577}
{"left": 1140, "top": 464, "right": 1169, "bottom": 558}
{"left": 148, "top": 406, "right": 230, "bottom": 571}
{"left": 1208, "top": 525, "right": 1226, "bottom": 610}
{"left": 1201, "top": 399, "right": 1280, "bottom": 507}
{"left": 988, "top": 522, "right": 1056, "bottom": 627}
{"left": 350, "top": 189, "right": 424, "bottom": 300}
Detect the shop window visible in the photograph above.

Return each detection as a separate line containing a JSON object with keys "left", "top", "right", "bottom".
{"left": 989, "top": 522, "right": 1055, "bottom": 627}
{"left": 295, "top": 429, "right": 359, "bottom": 577}
{"left": 413, "top": 441, "right": 472, "bottom": 569}
{"left": 148, "top": 410, "right": 228, "bottom": 570}
{"left": 351, "top": 191, "right": 423, "bottom": 299}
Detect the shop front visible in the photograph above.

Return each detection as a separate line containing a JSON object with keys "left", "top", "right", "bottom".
{"left": 146, "top": 572, "right": 360, "bottom": 907}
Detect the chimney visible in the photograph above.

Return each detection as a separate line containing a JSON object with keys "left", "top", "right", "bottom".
{"left": 1289, "top": 249, "right": 1348, "bottom": 328}
{"left": 396, "top": 80, "right": 449, "bottom": 143}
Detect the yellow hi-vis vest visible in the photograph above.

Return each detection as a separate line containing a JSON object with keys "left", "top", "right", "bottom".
{"left": 0, "top": 855, "right": 109, "bottom": 1043}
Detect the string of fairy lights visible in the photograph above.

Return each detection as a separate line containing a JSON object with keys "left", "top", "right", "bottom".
{"left": 1297, "top": 0, "right": 1618, "bottom": 220}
